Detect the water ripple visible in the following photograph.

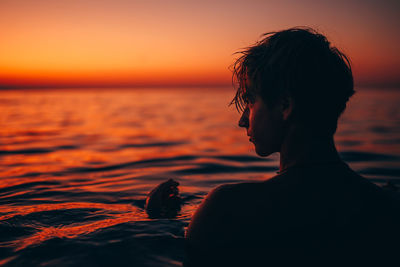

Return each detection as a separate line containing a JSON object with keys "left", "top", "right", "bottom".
{"left": 0, "top": 145, "right": 79, "bottom": 155}
{"left": 340, "top": 151, "right": 399, "bottom": 162}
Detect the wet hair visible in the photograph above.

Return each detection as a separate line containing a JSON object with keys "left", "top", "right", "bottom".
{"left": 231, "top": 27, "right": 354, "bottom": 134}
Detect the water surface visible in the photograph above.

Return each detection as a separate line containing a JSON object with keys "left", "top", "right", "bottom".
{"left": 0, "top": 87, "right": 399, "bottom": 266}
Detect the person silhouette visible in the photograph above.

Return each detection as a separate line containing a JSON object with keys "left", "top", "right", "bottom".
{"left": 181, "top": 27, "right": 400, "bottom": 266}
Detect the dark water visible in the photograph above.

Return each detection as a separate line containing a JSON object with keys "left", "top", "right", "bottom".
{"left": 0, "top": 87, "right": 399, "bottom": 266}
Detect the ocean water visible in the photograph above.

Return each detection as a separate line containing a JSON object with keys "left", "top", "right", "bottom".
{"left": 0, "top": 87, "right": 399, "bottom": 266}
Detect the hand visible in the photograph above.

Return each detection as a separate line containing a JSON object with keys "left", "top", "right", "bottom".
{"left": 145, "top": 179, "right": 182, "bottom": 218}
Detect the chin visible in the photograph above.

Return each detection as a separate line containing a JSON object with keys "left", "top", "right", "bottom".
{"left": 255, "top": 147, "right": 274, "bottom": 157}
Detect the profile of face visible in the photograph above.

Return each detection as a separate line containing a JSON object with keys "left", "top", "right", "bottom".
{"left": 238, "top": 95, "right": 286, "bottom": 157}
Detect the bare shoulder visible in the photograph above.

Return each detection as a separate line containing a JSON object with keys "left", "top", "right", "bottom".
{"left": 186, "top": 182, "right": 254, "bottom": 239}
{"left": 185, "top": 183, "right": 236, "bottom": 241}
{"left": 185, "top": 179, "right": 280, "bottom": 243}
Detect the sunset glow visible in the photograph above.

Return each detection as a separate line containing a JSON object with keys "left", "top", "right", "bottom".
{"left": 1, "top": 0, "right": 399, "bottom": 88}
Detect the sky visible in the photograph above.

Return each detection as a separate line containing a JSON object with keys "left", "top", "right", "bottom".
{"left": 0, "top": 0, "right": 399, "bottom": 88}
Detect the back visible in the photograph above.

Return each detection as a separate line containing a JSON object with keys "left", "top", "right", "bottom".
{"left": 184, "top": 163, "right": 400, "bottom": 266}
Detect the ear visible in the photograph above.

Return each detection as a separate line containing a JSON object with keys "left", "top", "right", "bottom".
{"left": 281, "top": 94, "right": 294, "bottom": 121}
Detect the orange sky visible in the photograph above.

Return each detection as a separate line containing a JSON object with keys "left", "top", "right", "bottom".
{"left": 0, "top": 0, "right": 399, "bottom": 88}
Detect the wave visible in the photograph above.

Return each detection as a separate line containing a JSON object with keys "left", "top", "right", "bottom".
{"left": 339, "top": 151, "right": 399, "bottom": 162}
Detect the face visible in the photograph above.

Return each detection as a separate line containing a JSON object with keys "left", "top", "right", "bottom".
{"left": 238, "top": 95, "right": 285, "bottom": 157}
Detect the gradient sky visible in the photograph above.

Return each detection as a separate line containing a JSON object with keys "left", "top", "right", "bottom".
{"left": 0, "top": 0, "right": 399, "bottom": 88}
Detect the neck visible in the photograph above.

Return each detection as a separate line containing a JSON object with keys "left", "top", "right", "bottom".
{"left": 279, "top": 125, "right": 341, "bottom": 172}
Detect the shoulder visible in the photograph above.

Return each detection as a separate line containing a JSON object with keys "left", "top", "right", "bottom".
{"left": 184, "top": 178, "right": 304, "bottom": 266}
{"left": 184, "top": 182, "right": 264, "bottom": 266}
{"left": 185, "top": 182, "right": 258, "bottom": 241}
{"left": 185, "top": 184, "right": 236, "bottom": 240}
{"left": 185, "top": 179, "right": 283, "bottom": 242}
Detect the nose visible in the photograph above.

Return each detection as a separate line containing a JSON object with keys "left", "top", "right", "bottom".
{"left": 238, "top": 108, "right": 249, "bottom": 128}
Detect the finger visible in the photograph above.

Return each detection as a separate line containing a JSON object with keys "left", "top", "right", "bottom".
{"left": 162, "top": 179, "right": 179, "bottom": 187}
{"left": 168, "top": 179, "right": 179, "bottom": 186}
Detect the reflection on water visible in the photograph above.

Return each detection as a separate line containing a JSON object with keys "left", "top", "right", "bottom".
{"left": 0, "top": 87, "right": 399, "bottom": 266}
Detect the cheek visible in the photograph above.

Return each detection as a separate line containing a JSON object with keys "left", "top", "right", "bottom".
{"left": 248, "top": 120, "right": 266, "bottom": 143}
{"left": 248, "top": 111, "right": 259, "bottom": 134}
{"left": 253, "top": 117, "right": 270, "bottom": 139}
{"left": 249, "top": 107, "right": 268, "bottom": 133}
{"left": 253, "top": 110, "right": 284, "bottom": 151}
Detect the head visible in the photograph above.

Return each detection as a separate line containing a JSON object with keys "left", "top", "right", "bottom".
{"left": 232, "top": 27, "right": 354, "bottom": 157}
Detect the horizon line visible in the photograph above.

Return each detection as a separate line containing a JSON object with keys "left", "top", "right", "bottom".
{"left": 1, "top": 82, "right": 399, "bottom": 90}
{"left": 0, "top": 82, "right": 235, "bottom": 90}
